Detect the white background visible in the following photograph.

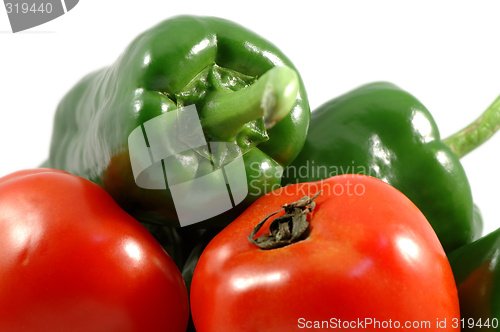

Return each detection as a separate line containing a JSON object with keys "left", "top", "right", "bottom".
{"left": 1, "top": 1, "right": 499, "bottom": 236}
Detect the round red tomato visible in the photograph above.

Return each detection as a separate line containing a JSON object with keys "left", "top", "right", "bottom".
{"left": 0, "top": 169, "right": 189, "bottom": 332}
{"left": 190, "top": 174, "right": 459, "bottom": 331}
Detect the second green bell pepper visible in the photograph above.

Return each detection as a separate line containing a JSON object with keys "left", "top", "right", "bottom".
{"left": 282, "top": 82, "right": 500, "bottom": 253}
{"left": 449, "top": 224, "right": 500, "bottom": 330}
{"left": 43, "top": 15, "right": 310, "bottom": 228}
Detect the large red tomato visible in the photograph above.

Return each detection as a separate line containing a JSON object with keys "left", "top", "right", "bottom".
{"left": 191, "top": 174, "right": 459, "bottom": 331}
{"left": 0, "top": 169, "right": 189, "bottom": 332}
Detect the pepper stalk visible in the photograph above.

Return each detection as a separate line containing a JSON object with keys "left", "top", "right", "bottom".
{"left": 199, "top": 65, "right": 300, "bottom": 142}
{"left": 444, "top": 94, "right": 500, "bottom": 158}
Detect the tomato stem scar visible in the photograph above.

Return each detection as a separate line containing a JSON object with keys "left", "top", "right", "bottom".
{"left": 248, "top": 191, "right": 321, "bottom": 250}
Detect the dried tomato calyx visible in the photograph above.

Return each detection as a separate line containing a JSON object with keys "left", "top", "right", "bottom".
{"left": 248, "top": 191, "right": 321, "bottom": 250}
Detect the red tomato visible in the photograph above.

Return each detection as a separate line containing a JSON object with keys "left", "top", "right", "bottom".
{"left": 191, "top": 174, "right": 459, "bottom": 331}
{"left": 0, "top": 169, "right": 189, "bottom": 332}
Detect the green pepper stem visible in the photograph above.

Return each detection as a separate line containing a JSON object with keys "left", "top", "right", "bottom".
{"left": 443, "top": 94, "right": 500, "bottom": 158}
{"left": 199, "top": 65, "right": 299, "bottom": 141}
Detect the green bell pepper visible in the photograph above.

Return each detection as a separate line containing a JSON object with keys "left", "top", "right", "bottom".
{"left": 283, "top": 82, "right": 500, "bottom": 253}
{"left": 449, "top": 222, "right": 500, "bottom": 330}
{"left": 43, "top": 15, "right": 310, "bottom": 228}
{"left": 181, "top": 228, "right": 219, "bottom": 332}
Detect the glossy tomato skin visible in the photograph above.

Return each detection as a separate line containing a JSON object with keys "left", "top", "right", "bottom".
{"left": 191, "top": 174, "right": 459, "bottom": 331}
{"left": 0, "top": 169, "right": 189, "bottom": 332}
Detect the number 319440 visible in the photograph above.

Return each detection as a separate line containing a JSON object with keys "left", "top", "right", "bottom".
{"left": 5, "top": 2, "right": 53, "bottom": 14}
{"left": 452, "top": 318, "right": 499, "bottom": 329}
